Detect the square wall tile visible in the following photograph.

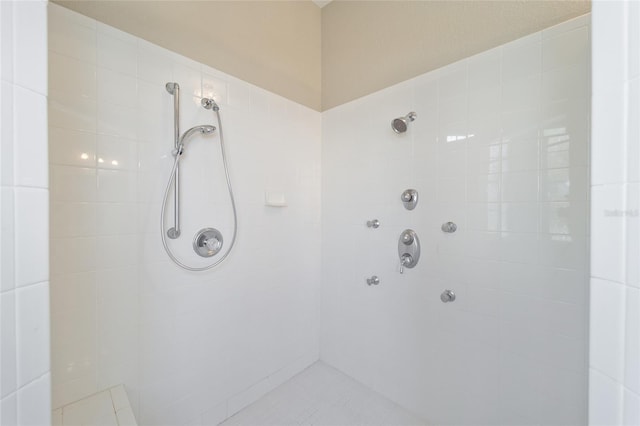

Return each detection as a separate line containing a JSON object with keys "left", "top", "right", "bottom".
{"left": 0, "top": 291, "right": 17, "bottom": 398}
{"left": 13, "top": 86, "right": 48, "bottom": 188}
{"left": 624, "top": 389, "right": 640, "bottom": 426}
{"left": 1, "top": 82, "right": 14, "bottom": 186}
{"left": 48, "top": 4, "right": 96, "bottom": 64}
{"left": 1, "top": 393, "right": 17, "bottom": 426}
{"left": 592, "top": 0, "right": 626, "bottom": 94}
{"left": 50, "top": 237, "right": 97, "bottom": 275}
{"left": 627, "top": 183, "right": 640, "bottom": 287}
{"left": 17, "top": 373, "right": 51, "bottom": 426}
{"left": 627, "top": 78, "right": 640, "bottom": 183}
{"left": 591, "top": 184, "right": 625, "bottom": 283}
{"left": 13, "top": 1, "right": 47, "bottom": 95}
{"left": 591, "top": 88, "right": 626, "bottom": 185}
{"left": 97, "top": 68, "right": 137, "bottom": 108}
{"left": 590, "top": 278, "right": 625, "bottom": 381}
{"left": 0, "top": 1, "right": 14, "bottom": 83}
{"left": 49, "top": 166, "right": 96, "bottom": 203}
{"left": 137, "top": 42, "right": 173, "bottom": 86}
{"left": 542, "top": 26, "right": 589, "bottom": 72}
{"left": 14, "top": 188, "right": 48, "bottom": 287}
{"left": 49, "top": 52, "right": 96, "bottom": 100}
{"left": 589, "top": 369, "right": 623, "bottom": 426}
{"left": 49, "top": 127, "right": 97, "bottom": 168}
{"left": 16, "top": 282, "right": 50, "bottom": 387}
{"left": 48, "top": 95, "right": 97, "bottom": 134}
{"left": 502, "top": 171, "right": 538, "bottom": 202}
{"left": 97, "top": 30, "right": 137, "bottom": 76}
{"left": 625, "top": 287, "right": 640, "bottom": 394}
{"left": 0, "top": 188, "right": 15, "bottom": 292}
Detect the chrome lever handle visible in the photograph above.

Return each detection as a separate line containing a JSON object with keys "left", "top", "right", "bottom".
{"left": 399, "top": 254, "right": 412, "bottom": 274}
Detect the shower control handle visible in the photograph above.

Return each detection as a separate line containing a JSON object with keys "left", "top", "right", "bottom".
{"left": 401, "top": 189, "right": 418, "bottom": 210}
{"left": 402, "top": 232, "right": 414, "bottom": 245}
{"left": 398, "top": 229, "right": 420, "bottom": 274}
{"left": 399, "top": 254, "right": 413, "bottom": 274}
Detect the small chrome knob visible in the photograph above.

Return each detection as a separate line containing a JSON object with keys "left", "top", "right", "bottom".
{"left": 401, "top": 189, "right": 418, "bottom": 210}
{"left": 204, "top": 237, "right": 221, "bottom": 252}
{"left": 402, "top": 232, "right": 414, "bottom": 245}
{"left": 440, "top": 289, "right": 456, "bottom": 303}
{"left": 366, "top": 276, "right": 380, "bottom": 286}
{"left": 441, "top": 222, "right": 457, "bottom": 233}
{"left": 366, "top": 219, "right": 380, "bottom": 229}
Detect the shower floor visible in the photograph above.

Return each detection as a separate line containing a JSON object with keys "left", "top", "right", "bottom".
{"left": 221, "top": 362, "right": 426, "bottom": 426}
{"left": 52, "top": 385, "right": 137, "bottom": 426}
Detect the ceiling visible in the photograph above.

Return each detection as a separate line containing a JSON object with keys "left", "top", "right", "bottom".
{"left": 53, "top": 1, "right": 591, "bottom": 111}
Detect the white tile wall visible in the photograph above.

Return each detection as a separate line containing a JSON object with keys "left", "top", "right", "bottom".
{"left": 48, "top": 4, "right": 321, "bottom": 424}
{"left": 321, "top": 15, "right": 590, "bottom": 426}
{"left": 590, "top": 2, "right": 640, "bottom": 425}
{"left": 0, "top": 1, "right": 51, "bottom": 425}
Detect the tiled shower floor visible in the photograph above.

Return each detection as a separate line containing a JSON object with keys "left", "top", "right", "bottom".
{"left": 52, "top": 385, "right": 137, "bottom": 426}
{"left": 221, "top": 362, "right": 426, "bottom": 426}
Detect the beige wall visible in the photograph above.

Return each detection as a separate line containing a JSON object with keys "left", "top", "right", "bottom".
{"left": 53, "top": 0, "right": 322, "bottom": 110}
{"left": 322, "top": 0, "right": 591, "bottom": 109}
{"left": 53, "top": 1, "right": 591, "bottom": 111}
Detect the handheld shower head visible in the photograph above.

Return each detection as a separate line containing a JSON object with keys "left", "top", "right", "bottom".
{"left": 177, "top": 125, "right": 216, "bottom": 154}
{"left": 392, "top": 112, "right": 417, "bottom": 134}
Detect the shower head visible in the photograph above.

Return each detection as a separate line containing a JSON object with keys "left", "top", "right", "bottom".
{"left": 391, "top": 112, "right": 417, "bottom": 134}
{"left": 177, "top": 125, "right": 216, "bottom": 154}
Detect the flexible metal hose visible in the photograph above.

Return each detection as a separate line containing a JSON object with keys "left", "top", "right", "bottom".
{"left": 160, "top": 109, "right": 238, "bottom": 271}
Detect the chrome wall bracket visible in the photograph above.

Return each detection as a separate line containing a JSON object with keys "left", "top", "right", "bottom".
{"left": 366, "top": 276, "right": 380, "bottom": 286}
{"left": 398, "top": 229, "right": 420, "bottom": 273}
{"left": 401, "top": 189, "right": 418, "bottom": 210}
{"left": 366, "top": 219, "right": 380, "bottom": 228}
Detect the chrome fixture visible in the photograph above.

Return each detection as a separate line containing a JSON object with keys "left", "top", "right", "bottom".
{"left": 193, "top": 228, "right": 223, "bottom": 257}
{"left": 398, "top": 229, "right": 420, "bottom": 273}
{"left": 440, "top": 289, "right": 456, "bottom": 303}
{"left": 201, "top": 97, "right": 220, "bottom": 111}
{"left": 391, "top": 112, "right": 416, "bottom": 133}
{"left": 175, "top": 125, "right": 216, "bottom": 156}
{"left": 401, "top": 189, "right": 418, "bottom": 210}
{"left": 366, "top": 219, "right": 380, "bottom": 229}
{"left": 441, "top": 222, "right": 457, "bottom": 233}
{"left": 166, "top": 82, "right": 181, "bottom": 239}
{"left": 366, "top": 276, "right": 380, "bottom": 286}
{"left": 161, "top": 83, "right": 238, "bottom": 271}
{"left": 166, "top": 123, "right": 216, "bottom": 238}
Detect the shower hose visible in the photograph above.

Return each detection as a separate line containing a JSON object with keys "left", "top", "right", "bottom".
{"left": 160, "top": 108, "right": 238, "bottom": 271}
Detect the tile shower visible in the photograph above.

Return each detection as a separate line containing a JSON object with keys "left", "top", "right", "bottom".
{"left": 48, "top": 3, "right": 589, "bottom": 426}
{"left": 322, "top": 15, "right": 589, "bottom": 425}
{"left": 48, "top": 4, "right": 321, "bottom": 424}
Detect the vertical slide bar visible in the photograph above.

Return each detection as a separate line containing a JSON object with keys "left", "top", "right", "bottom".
{"left": 166, "top": 82, "right": 181, "bottom": 238}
